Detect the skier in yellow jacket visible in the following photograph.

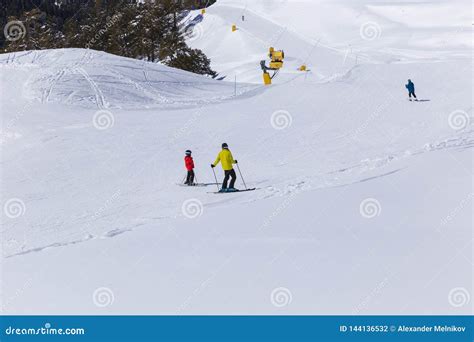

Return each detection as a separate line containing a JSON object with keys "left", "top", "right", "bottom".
{"left": 211, "top": 143, "right": 238, "bottom": 191}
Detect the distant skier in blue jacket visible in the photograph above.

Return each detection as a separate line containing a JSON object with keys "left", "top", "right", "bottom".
{"left": 405, "top": 79, "right": 417, "bottom": 101}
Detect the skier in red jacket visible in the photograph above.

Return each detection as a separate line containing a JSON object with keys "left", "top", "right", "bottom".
{"left": 184, "top": 150, "right": 195, "bottom": 185}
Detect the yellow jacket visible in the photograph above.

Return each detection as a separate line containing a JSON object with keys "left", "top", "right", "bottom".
{"left": 213, "top": 149, "right": 236, "bottom": 170}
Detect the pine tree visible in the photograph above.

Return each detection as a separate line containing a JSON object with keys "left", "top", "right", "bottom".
{"left": 4, "top": 8, "right": 65, "bottom": 52}
{"left": 3, "top": 0, "right": 217, "bottom": 77}
{"left": 166, "top": 46, "right": 217, "bottom": 77}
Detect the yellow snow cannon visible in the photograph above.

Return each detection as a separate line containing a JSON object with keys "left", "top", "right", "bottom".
{"left": 232, "top": 24, "right": 237, "bottom": 32}
{"left": 268, "top": 47, "right": 284, "bottom": 69}
{"left": 260, "top": 47, "right": 285, "bottom": 85}
{"left": 263, "top": 71, "right": 272, "bottom": 85}
{"left": 298, "top": 64, "right": 307, "bottom": 71}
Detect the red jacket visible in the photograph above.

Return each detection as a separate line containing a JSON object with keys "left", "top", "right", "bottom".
{"left": 184, "top": 156, "right": 194, "bottom": 171}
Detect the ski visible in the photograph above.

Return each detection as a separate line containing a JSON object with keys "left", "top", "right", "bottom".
{"left": 208, "top": 188, "right": 257, "bottom": 194}
{"left": 177, "top": 183, "right": 219, "bottom": 187}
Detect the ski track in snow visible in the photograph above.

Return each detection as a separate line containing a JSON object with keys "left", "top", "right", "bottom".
{"left": 250, "top": 130, "right": 473, "bottom": 202}
{"left": 4, "top": 216, "right": 171, "bottom": 258}
{"left": 75, "top": 67, "right": 109, "bottom": 109}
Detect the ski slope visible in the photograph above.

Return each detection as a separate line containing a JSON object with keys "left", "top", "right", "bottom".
{"left": 186, "top": 0, "right": 471, "bottom": 82}
{"left": 0, "top": 49, "right": 259, "bottom": 109}
{"left": 1, "top": 0, "right": 472, "bottom": 315}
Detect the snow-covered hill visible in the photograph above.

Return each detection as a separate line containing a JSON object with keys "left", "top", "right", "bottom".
{"left": 0, "top": 49, "right": 259, "bottom": 109}
{"left": 186, "top": 0, "right": 471, "bottom": 82}
{"left": 1, "top": 0, "right": 472, "bottom": 315}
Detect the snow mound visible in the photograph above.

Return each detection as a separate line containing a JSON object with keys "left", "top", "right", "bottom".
{"left": 0, "top": 49, "right": 259, "bottom": 109}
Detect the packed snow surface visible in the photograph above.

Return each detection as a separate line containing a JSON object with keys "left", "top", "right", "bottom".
{"left": 1, "top": 0, "right": 472, "bottom": 315}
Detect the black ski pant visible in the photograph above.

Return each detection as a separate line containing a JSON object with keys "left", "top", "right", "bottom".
{"left": 222, "top": 169, "right": 237, "bottom": 189}
{"left": 409, "top": 91, "right": 416, "bottom": 99}
{"left": 185, "top": 170, "right": 195, "bottom": 184}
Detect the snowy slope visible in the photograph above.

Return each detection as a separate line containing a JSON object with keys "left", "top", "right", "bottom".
{"left": 0, "top": 49, "right": 259, "bottom": 109}
{"left": 186, "top": 0, "right": 471, "bottom": 82}
{"left": 1, "top": 0, "right": 473, "bottom": 315}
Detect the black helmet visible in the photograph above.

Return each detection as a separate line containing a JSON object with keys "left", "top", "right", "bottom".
{"left": 222, "top": 143, "right": 228, "bottom": 149}
{"left": 185, "top": 150, "right": 192, "bottom": 155}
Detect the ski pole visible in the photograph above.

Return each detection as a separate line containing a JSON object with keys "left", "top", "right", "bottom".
{"left": 211, "top": 166, "right": 219, "bottom": 191}
{"left": 236, "top": 163, "right": 248, "bottom": 190}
